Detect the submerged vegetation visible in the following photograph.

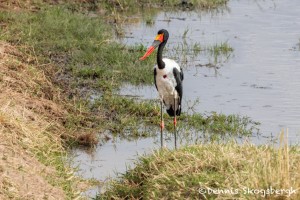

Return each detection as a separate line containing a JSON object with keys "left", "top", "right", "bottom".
{"left": 208, "top": 41, "right": 233, "bottom": 63}
{"left": 170, "top": 40, "right": 234, "bottom": 66}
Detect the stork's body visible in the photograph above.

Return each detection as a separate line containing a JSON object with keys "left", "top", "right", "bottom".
{"left": 154, "top": 58, "right": 183, "bottom": 116}
{"left": 140, "top": 29, "right": 184, "bottom": 149}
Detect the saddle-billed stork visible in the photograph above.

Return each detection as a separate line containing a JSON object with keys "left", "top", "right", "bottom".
{"left": 140, "top": 29, "right": 184, "bottom": 149}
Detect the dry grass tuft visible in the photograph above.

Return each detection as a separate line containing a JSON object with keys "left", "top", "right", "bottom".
{"left": 76, "top": 131, "right": 99, "bottom": 147}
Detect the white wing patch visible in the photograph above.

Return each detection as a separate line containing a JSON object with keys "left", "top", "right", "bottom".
{"left": 154, "top": 58, "right": 181, "bottom": 109}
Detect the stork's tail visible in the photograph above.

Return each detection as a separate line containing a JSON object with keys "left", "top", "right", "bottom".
{"left": 166, "top": 106, "right": 181, "bottom": 116}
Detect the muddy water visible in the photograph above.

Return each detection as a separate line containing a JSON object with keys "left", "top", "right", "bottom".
{"left": 73, "top": 0, "right": 300, "bottom": 197}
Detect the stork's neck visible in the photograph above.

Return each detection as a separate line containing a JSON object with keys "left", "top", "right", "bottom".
{"left": 157, "top": 40, "right": 167, "bottom": 69}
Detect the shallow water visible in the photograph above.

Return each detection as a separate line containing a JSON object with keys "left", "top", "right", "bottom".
{"left": 71, "top": 137, "right": 155, "bottom": 195}
{"left": 72, "top": 0, "right": 300, "bottom": 197}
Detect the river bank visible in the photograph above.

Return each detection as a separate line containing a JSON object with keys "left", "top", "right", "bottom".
{"left": 1, "top": 0, "right": 299, "bottom": 199}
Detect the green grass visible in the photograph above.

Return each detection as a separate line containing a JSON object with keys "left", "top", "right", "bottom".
{"left": 98, "top": 135, "right": 300, "bottom": 199}
{"left": 181, "top": 111, "right": 259, "bottom": 139}
{"left": 0, "top": 6, "right": 154, "bottom": 91}
{"left": 92, "top": 94, "right": 158, "bottom": 136}
{"left": 89, "top": 93, "right": 259, "bottom": 142}
{"left": 99, "top": 0, "right": 229, "bottom": 12}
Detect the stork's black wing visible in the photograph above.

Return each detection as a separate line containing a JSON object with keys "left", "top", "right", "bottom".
{"left": 153, "top": 68, "right": 158, "bottom": 91}
{"left": 172, "top": 67, "right": 183, "bottom": 116}
{"left": 173, "top": 67, "right": 183, "bottom": 99}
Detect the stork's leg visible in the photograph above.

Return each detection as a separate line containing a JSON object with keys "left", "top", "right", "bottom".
{"left": 174, "top": 97, "right": 177, "bottom": 150}
{"left": 160, "top": 100, "right": 164, "bottom": 149}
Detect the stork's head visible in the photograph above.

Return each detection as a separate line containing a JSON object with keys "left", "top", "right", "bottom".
{"left": 140, "top": 29, "right": 169, "bottom": 61}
